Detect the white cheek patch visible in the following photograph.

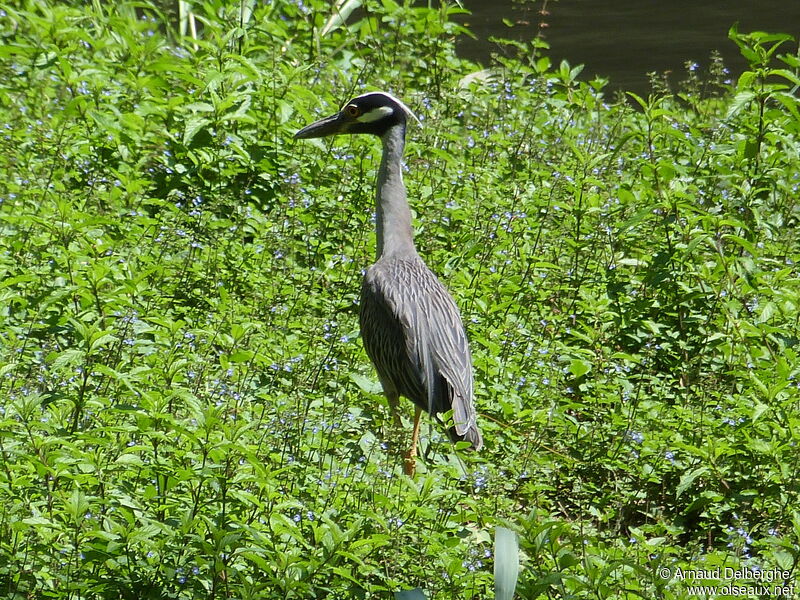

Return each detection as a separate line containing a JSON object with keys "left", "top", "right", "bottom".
{"left": 356, "top": 106, "right": 394, "bottom": 123}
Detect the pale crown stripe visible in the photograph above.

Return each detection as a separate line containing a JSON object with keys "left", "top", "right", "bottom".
{"left": 356, "top": 105, "right": 395, "bottom": 123}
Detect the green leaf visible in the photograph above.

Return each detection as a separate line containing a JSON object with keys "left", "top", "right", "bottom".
{"left": 115, "top": 454, "right": 144, "bottom": 466}
{"left": 569, "top": 359, "right": 592, "bottom": 378}
{"left": 229, "top": 350, "right": 254, "bottom": 363}
{"left": 64, "top": 488, "right": 90, "bottom": 522}
{"left": 52, "top": 349, "right": 87, "bottom": 370}
{"left": 185, "top": 102, "right": 215, "bottom": 113}
{"left": 349, "top": 372, "right": 382, "bottom": 395}
{"left": 757, "top": 301, "right": 777, "bottom": 323}
{"left": 726, "top": 90, "right": 756, "bottom": 119}
{"left": 723, "top": 234, "right": 757, "bottom": 255}
{"left": 676, "top": 467, "right": 708, "bottom": 498}
{"left": 183, "top": 115, "right": 210, "bottom": 145}
{"left": 90, "top": 331, "right": 118, "bottom": 352}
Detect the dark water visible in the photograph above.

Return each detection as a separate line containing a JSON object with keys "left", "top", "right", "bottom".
{"left": 456, "top": 0, "right": 800, "bottom": 95}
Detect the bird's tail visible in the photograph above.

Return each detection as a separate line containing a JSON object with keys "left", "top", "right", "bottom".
{"left": 449, "top": 424, "right": 483, "bottom": 451}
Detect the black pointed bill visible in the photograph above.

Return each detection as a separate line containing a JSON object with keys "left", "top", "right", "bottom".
{"left": 294, "top": 112, "right": 345, "bottom": 139}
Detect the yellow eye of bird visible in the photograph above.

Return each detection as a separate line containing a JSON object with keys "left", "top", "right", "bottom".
{"left": 345, "top": 105, "right": 360, "bottom": 117}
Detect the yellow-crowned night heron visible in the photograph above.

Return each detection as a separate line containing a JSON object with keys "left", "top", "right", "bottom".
{"left": 295, "top": 91, "right": 482, "bottom": 475}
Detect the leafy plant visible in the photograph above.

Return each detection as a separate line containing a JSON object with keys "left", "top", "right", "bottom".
{"left": 0, "top": 0, "right": 798, "bottom": 598}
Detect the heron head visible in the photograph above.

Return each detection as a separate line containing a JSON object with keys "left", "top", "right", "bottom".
{"left": 294, "top": 91, "right": 420, "bottom": 140}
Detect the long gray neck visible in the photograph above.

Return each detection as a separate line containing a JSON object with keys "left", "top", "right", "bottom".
{"left": 375, "top": 123, "right": 416, "bottom": 259}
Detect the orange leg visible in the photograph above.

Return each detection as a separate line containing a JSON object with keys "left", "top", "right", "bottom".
{"left": 403, "top": 406, "right": 423, "bottom": 476}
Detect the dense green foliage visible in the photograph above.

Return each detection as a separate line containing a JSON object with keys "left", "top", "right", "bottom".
{"left": 1, "top": 0, "right": 799, "bottom": 597}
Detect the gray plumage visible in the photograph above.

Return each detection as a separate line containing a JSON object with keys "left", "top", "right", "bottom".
{"left": 295, "top": 91, "right": 483, "bottom": 455}
{"left": 360, "top": 255, "right": 482, "bottom": 448}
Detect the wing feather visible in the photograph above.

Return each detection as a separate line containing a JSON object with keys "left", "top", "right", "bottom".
{"left": 360, "top": 256, "right": 481, "bottom": 448}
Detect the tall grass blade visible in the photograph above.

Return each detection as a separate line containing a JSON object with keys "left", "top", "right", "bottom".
{"left": 178, "top": 0, "right": 190, "bottom": 37}
{"left": 239, "top": 0, "right": 256, "bottom": 27}
{"left": 494, "top": 526, "right": 519, "bottom": 600}
{"left": 320, "top": 0, "right": 362, "bottom": 37}
{"left": 395, "top": 588, "right": 427, "bottom": 600}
